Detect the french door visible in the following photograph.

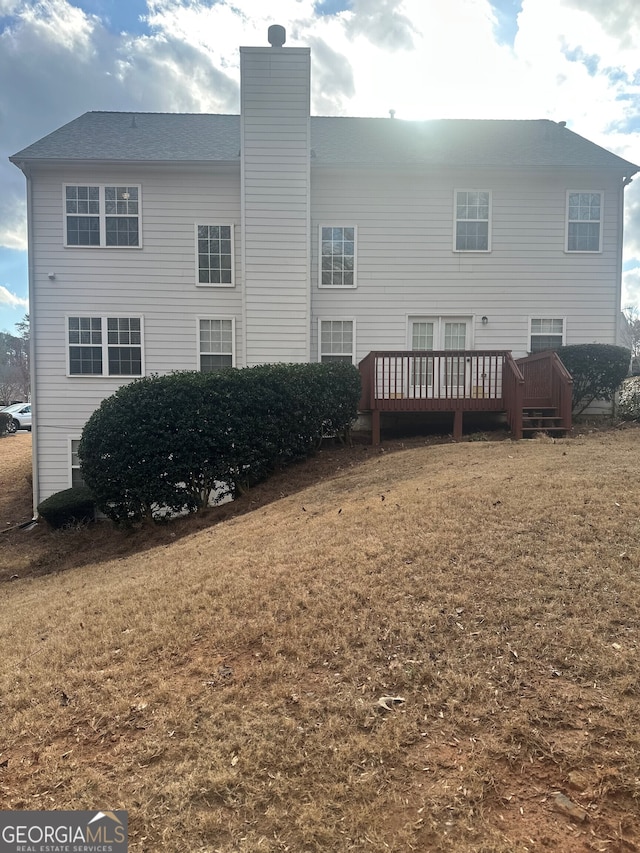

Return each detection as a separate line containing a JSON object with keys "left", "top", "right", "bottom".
{"left": 409, "top": 317, "right": 471, "bottom": 397}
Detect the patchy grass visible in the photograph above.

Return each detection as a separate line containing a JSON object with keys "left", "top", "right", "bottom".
{"left": 1, "top": 428, "right": 640, "bottom": 851}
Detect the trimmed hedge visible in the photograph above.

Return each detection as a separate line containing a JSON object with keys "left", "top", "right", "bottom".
{"left": 79, "top": 362, "right": 361, "bottom": 524}
{"left": 0, "top": 412, "right": 13, "bottom": 437}
{"left": 556, "top": 344, "right": 631, "bottom": 415}
{"left": 37, "top": 486, "right": 96, "bottom": 529}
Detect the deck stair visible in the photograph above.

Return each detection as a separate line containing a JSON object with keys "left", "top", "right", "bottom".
{"left": 521, "top": 406, "right": 567, "bottom": 437}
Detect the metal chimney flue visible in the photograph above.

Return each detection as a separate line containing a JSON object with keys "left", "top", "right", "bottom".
{"left": 268, "top": 25, "right": 286, "bottom": 47}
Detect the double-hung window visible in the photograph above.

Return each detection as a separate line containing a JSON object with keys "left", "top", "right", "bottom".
{"left": 455, "top": 190, "right": 491, "bottom": 251}
{"left": 199, "top": 318, "right": 235, "bottom": 371}
{"left": 65, "top": 185, "right": 140, "bottom": 247}
{"left": 566, "top": 192, "right": 602, "bottom": 252}
{"left": 197, "top": 225, "right": 234, "bottom": 285}
{"left": 69, "top": 438, "right": 85, "bottom": 488}
{"left": 320, "top": 226, "right": 356, "bottom": 287}
{"left": 319, "top": 319, "right": 355, "bottom": 364}
{"left": 530, "top": 318, "right": 564, "bottom": 353}
{"left": 67, "top": 316, "right": 143, "bottom": 376}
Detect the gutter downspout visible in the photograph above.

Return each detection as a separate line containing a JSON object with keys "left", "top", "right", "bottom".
{"left": 19, "top": 162, "right": 39, "bottom": 515}
{"left": 617, "top": 175, "right": 635, "bottom": 346}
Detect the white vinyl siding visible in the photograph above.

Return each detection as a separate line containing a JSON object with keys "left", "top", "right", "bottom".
{"left": 67, "top": 316, "right": 143, "bottom": 377}
{"left": 64, "top": 184, "right": 141, "bottom": 247}
{"left": 196, "top": 224, "right": 234, "bottom": 286}
{"left": 319, "top": 225, "right": 357, "bottom": 288}
{"left": 319, "top": 319, "right": 355, "bottom": 364}
{"left": 241, "top": 46, "right": 311, "bottom": 365}
{"left": 566, "top": 192, "right": 602, "bottom": 252}
{"left": 198, "top": 318, "right": 235, "bottom": 371}
{"left": 454, "top": 190, "right": 491, "bottom": 251}
{"left": 530, "top": 318, "right": 565, "bottom": 352}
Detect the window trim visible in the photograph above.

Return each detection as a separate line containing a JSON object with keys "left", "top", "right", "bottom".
{"left": 63, "top": 183, "right": 142, "bottom": 248}
{"left": 453, "top": 189, "right": 492, "bottom": 253}
{"left": 318, "top": 317, "right": 356, "bottom": 365}
{"left": 528, "top": 317, "right": 566, "bottom": 354}
{"left": 195, "top": 223, "right": 235, "bottom": 287}
{"left": 197, "top": 316, "right": 236, "bottom": 372}
{"left": 453, "top": 187, "right": 493, "bottom": 255}
{"left": 318, "top": 224, "right": 358, "bottom": 289}
{"left": 565, "top": 190, "right": 603, "bottom": 253}
{"left": 66, "top": 315, "right": 145, "bottom": 378}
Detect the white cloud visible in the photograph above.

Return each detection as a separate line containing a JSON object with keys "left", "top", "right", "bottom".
{"left": 623, "top": 267, "right": 640, "bottom": 309}
{"left": 0, "top": 285, "right": 28, "bottom": 308}
{"left": 2, "top": 0, "right": 640, "bottom": 308}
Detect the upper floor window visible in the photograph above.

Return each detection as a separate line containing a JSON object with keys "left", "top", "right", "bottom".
{"left": 319, "top": 319, "right": 355, "bottom": 364}
{"left": 455, "top": 190, "right": 491, "bottom": 251}
{"left": 67, "top": 316, "right": 143, "bottom": 376}
{"left": 199, "top": 318, "right": 235, "bottom": 372}
{"left": 530, "top": 318, "right": 564, "bottom": 353}
{"left": 320, "top": 226, "right": 356, "bottom": 287}
{"left": 65, "top": 185, "right": 140, "bottom": 247}
{"left": 567, "top": 192, "right": 602, "bottom": 252}
{"left": 197, "top": 225, "right": 234, "bottom": 286}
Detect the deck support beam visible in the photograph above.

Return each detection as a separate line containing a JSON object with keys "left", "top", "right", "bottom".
{"left": 453, "top": 409, "right": 463, "bottom": 440}
{"left": 372, "top": 409, "right": 381, "bottom": 446}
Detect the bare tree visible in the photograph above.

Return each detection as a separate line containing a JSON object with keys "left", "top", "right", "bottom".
{"left": 0, "top": 315, "right": 30, "bottom": 404}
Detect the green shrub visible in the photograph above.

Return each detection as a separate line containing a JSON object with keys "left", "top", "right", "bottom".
{"left": 37, "top": 486, "right": 96, "bottom": 529}
{"left": 79, "top": 363, "right": 362, "bottom": 524}
{"left": 556, "top": 344, "right": 631, "bottom": 415}
{"left": 0, "top": 412, "right": 13, "bottom": 437}
{"left": 618, "top": 377, "right": 640, "bottom": 420}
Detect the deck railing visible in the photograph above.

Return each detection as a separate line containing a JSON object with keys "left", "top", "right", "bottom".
{"left": 358, "top": 350, "right": 527, "bottom": 442}
{"left": 516, "top": 350, "right": 573, "bottom": 430}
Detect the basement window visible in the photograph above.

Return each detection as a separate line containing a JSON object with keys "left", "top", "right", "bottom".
{"left": 530, "top": 318, "right": 564, "bottom": 353}
{"left": 319, "top": 319, "right": 355, "bottom": 364}
{"left": 199, "top": 318, "right": 235, "bottom": 371}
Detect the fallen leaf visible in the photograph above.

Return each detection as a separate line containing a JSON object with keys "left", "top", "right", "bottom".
{"left": 377, "top": 695, "right": 405, "bottom": 711}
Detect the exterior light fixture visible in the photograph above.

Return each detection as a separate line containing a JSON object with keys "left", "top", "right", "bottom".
{"left": 481, "top": 315, "right": 489, "bottom": 325}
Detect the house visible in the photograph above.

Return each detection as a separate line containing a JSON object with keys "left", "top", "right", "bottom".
{"left": 10, "top": 26, "right": 640, "bottom": 508}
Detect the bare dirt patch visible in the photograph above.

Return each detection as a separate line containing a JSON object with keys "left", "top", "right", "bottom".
{"left": 1, "top": 427, "right": 640, "bottom": 852}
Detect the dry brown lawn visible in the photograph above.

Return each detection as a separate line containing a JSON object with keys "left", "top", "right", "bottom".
{"left": 1, "top": 427, "right": 640, "bottom": 852}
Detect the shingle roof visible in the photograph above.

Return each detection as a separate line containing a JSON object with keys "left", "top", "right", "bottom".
{"left": 10, "top": 112, "right": 639, "bottom": 173}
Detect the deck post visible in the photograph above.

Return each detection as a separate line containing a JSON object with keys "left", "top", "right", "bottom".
{"left": 453, "top": 409, "right": 463, "bottom": 440}
{"left": 372, "top": 409, "right": 381, "bottom": 446}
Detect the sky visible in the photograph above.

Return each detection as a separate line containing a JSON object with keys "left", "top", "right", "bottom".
{"left": 2, "top": 0, "right": 640, "bottom": 334}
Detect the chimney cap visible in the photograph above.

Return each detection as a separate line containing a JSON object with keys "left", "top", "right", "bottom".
{"left": 268, "top": 25, "right": 286, "bottom": 47}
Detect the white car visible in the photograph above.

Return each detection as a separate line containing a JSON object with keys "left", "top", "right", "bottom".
{"left": 1, "top": 402, "right": 32, "bottom": 432}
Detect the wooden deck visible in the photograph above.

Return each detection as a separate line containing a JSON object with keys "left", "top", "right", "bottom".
{"left": 358, "top": 349, "right": 572, "bottom": 444}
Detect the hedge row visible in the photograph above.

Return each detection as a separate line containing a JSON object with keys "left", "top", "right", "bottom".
{"left": 556, "top": 344, "right": 630, "bottom": 415}
{"left": 79, "top": 362, "right": 362, "bottom": 524}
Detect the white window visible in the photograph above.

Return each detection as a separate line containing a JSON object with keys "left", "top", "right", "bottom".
{"left": 530, "top": 318, "right": 565, "bottom": 353}
{"left": 196, "top": 225, "right": 234, "bottom": 286}
{"left": 69, "top": 437, "right": 85, "bottom": 488}
{"left": 67, "top": 316, "right": 143, "bottom": 376}
{"left": 319, "top": 226, "right": 356, "bottom": 287}
{"left": 319, "top": 319, "right": 355, "bottom": 364}
{"left": 455, "top": 190, "right": 491, "bottom": 251}
{"left": 566, "top": 192, "right": 602, "bottom": 252}
{"left": 64, "top": 185, "right": 141, "bottom": 247}
{"left": 199, "top": 318, "right": 235, "bottom": 372}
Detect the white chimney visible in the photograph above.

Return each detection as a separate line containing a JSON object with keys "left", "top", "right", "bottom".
{"left": 240, "top": 28, "right": 311, "bottom": 366}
